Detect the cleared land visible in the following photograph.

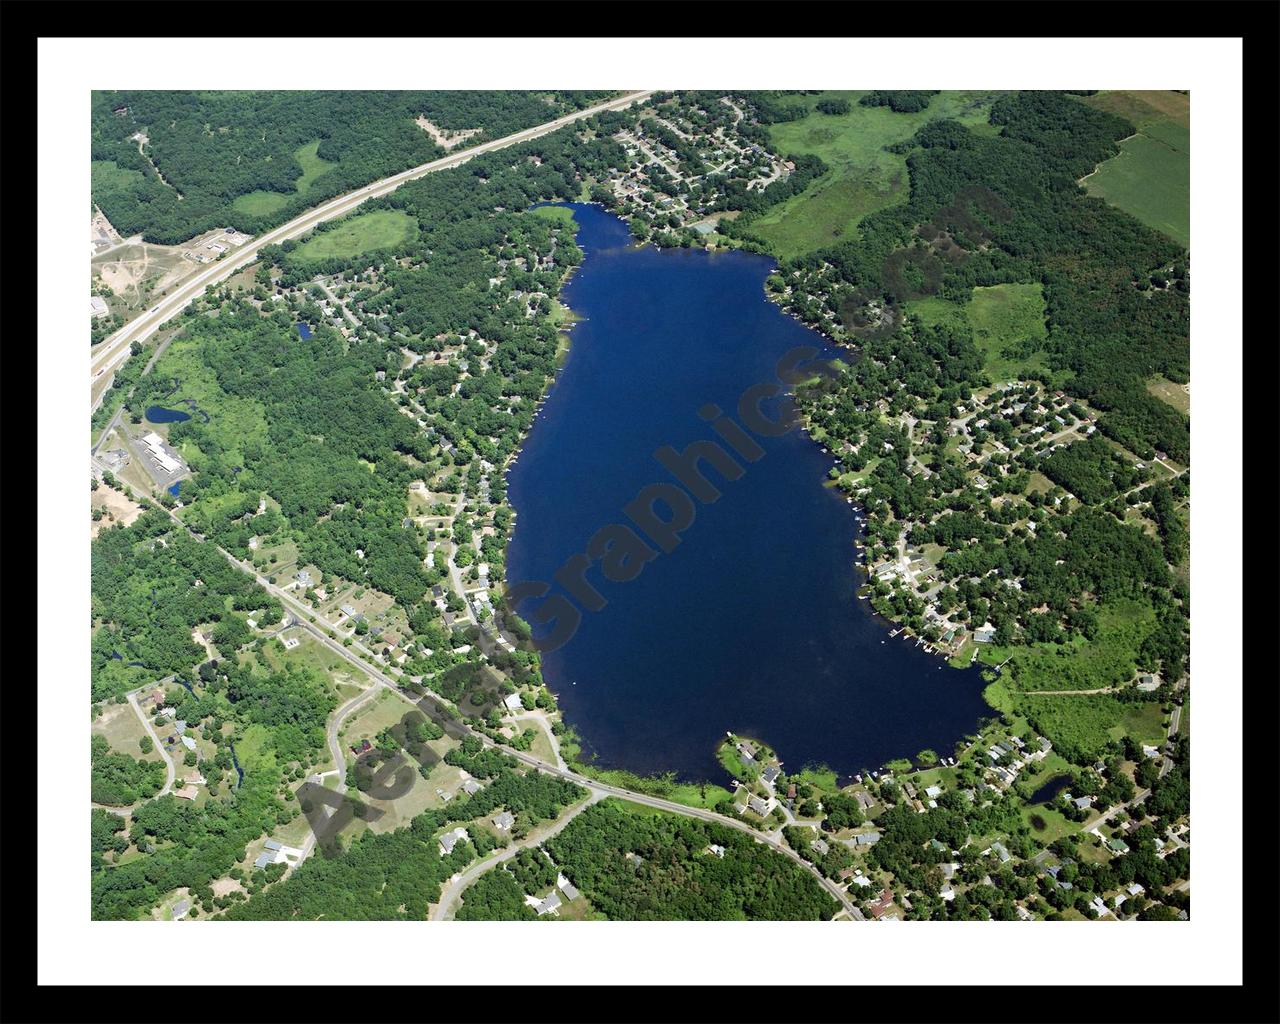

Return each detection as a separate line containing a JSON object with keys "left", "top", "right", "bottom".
{"left": 1146, "top": 374, "right": 1190, "bottom": 415}
{"left": 908, "top": 282, "right": 1050, "bottom": 380}
{"left": 233, "top": 140, "right": 339, "bottom": 218}
{"left": 752, "top": 91, "right": 1004, "bottom": 259}
{"left": 294, "top": 210, "right": 419, "bottom": 260}
{"left": 91, "top": 484, "right": 145, "bottom": 539}
{"left": 1077, "top": 92, "right": 1189, "bottom": 247}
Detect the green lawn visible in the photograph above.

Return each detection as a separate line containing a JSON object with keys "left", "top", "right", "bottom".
{"left": 93, "top": 160, "right": 148, "bottom": 194}
{"left": 295, "top": 210, "right": 419, "bottom": 260}
{"left": 529, "top": 204, "right": 577, "bottom": 227}
{"left": 1083, "top": 120, "right": 1189, "bottom": 247}
{"left": 751, "top": 90, "right": 1004, "bottom": 258}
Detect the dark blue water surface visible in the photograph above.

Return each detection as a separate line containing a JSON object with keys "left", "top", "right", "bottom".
{"left": 297, "top": 322, "right": 313, "bottom": 340}
{"left": 146, "top": 406, "right": 191, "bottom": 424}
{"left": 1030, "top": 773, "right": 1073, "bottom": 804}
{"left": 168, "top": 482, "right": 181, "bottom": 497}
{"left": 506, "top": 204, "right": 992, "bottom": 783}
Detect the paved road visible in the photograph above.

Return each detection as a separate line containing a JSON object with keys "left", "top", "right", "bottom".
{"left": 1159, "top": 702, "right": 1184, "bottom": 779}
{"left": 89, "top": 91, "right": 654, "bottom": 401}
{"left": 153, "top": 497, "right": 856, "bottom": 917}
{"left": 1081, "top": 787, "right": 1152, "bottom": 834}
{"left": 295, "top": 684, "right": 380, "bottom": 866}
{"left": 126, "top": 687, "right": 176, "bottom": 796}
{"left": 507, "top": 712, "right": 567, "bottom": 771}
{"left": 430, "top": 789, "right": 608, "bottom": 921}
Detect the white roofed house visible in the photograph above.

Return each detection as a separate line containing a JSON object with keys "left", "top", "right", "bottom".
{"left": 556, "top": 873, "right": 580, "bottom": 901}
{"left": 438, "top": 826, "right": 469, "bottom": 856}
{"left": 535, "top": 890, "right": 563, "bottom": 916}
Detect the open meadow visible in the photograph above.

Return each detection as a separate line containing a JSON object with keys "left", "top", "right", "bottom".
{"left": 752, "top": 90, "right": 1004, "bottom": 259}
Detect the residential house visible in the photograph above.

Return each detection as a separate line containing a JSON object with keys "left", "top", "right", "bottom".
{"left": 535, "top": 890, "right": 563, "bottom": 916}
{"left": 438, "top": 827, "right": 469, "bottom": 856}
{"left": 492, "top": 811, "right": 515, "bottom": 831}
{"left": 556, "top": 874, "right": 580, "bottom": 901}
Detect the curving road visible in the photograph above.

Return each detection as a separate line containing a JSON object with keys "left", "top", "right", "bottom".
{"left": 430, "top": 790, "right": 608, "bottom": 921}
{"left": 89, "top": 90, "right": 654, "bottom": 406}
{"left": 151, "top": 500, "right": 857, "bottom": 918}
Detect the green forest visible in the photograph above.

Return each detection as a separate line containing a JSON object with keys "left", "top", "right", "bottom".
{"left": 91, "top": 91, "right": 613, "bottom": 242}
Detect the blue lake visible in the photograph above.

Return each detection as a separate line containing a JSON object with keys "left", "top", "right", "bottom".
{"left": 505, "top": 204, "right": 993, "bottom": 783}
{"left": 297, "top": 322, "right": 312, "bottom": 340}
{"left": 146, "top": 406, "right": 191, "bottom": 424}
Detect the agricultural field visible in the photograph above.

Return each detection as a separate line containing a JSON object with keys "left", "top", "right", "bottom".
{"left": 294, "top": 210, "right": 419, "bottom": 260}
{"left": 751, "top": 90, "right": 1005, "bottom": 258}
{"left": 1077, "top": 91, "right": 1190, "bottom": 247}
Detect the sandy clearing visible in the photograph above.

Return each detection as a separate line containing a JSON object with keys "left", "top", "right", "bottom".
{"left": 92, "top": 485, "right": 144, "bottom": 538}
{"left": 414, "top": 116, "right": 481, "bottom": 150}
{"left": 211, "top": 877, "right": 245, "bottom": 898}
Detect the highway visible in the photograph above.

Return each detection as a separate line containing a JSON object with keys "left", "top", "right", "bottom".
{"left": 89, "top": 90, "right": 654, "bottom": 406}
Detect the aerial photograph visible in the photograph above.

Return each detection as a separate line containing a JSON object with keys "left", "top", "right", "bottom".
{"left": 86, "top": 85, "right": 1192, "bottom": 925}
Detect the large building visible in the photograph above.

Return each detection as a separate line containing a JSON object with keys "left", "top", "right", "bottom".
{"left": 140, "top": 432, "right": 181, "bottom": 475}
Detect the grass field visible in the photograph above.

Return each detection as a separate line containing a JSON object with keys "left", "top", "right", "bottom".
{"left": 966, "top": 283, "right": 1050, "bottom": 379}
{"left": 576, "top": 766, "right": 733, "bottom": 810}
{"left": 252, "top": 632, "right": 371, "bottom": 696}
{"left": 1003, "top": 598, "right": 1158, "bottom": 694}
{"left": 292, "top": 139, "right": 337, "bottom": 193}
{"left": 93, "top": 702, "right": 163, "bottom": 761}
{"left": 295, "top": 210, "right": 419, "bottom": 260}
{"left": 529, "top": 204, "right": 578, "bottom": 227}
{"left": 232, "top": 140, "right": 338, "bottom": 218}
{"left": 908, "top": 282, "right": 1051, "bottom": 380}
{"left": 92, "top": 160, "right": 148, "bottom": 194}
{"left": 1146, "top": 374, "right": 1191, "bottom": 415}
{"left": 1076, "top": 92, "right": 1190, "bottom": 247}
{"left": 751, "top": 91, "right": 1005, "bottom": 259}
